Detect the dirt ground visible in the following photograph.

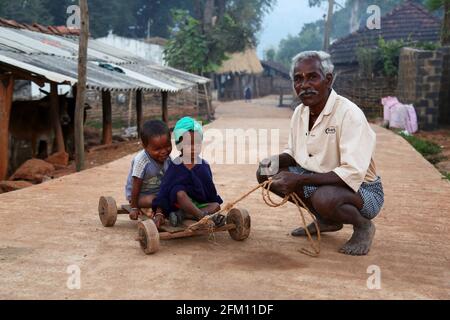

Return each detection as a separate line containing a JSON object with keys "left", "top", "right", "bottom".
{"left": 415, "top": 127, "right": 450, "bottom": 174}
{"left": 0, "top": 96, "right": 449, "bottom": 299}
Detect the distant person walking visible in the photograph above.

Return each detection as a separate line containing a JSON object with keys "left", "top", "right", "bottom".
{"left": 244, "top": 86, "right": 252, "bottom": 103}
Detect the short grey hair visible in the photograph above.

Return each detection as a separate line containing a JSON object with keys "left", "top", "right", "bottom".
{"left": 290, "top": 51, "right": 335, "bottom": 79}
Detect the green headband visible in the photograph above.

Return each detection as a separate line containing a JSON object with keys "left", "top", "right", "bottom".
{"left": 173, "top": 117, "right": 203, "bottom": 144}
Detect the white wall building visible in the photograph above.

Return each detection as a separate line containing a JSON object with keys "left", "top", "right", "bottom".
{"left": 96, "top": 31, "right": 166, "bottom": 65}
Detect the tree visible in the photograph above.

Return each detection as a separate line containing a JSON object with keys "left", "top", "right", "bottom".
{"left": 426, "top": 0, "right": 450, "bottom": 45}
{"left": 164, "top": 0, "right": 276, "bottom": 75}
{"left": 308, "top": 0, "right": 335, "bottom": 51}
{"left": 164, "top": 10, "right": 213, "bottom": 75}
{"left": 265, "top": 48, "right": 276, "bottom": 61}
{"left": 0, "top": 0, "right": 53, "bottom": 25}
{"left": 275, "top": 22, "right": 323, "bottom": 68}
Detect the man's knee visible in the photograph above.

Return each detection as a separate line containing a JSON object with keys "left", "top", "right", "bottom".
{"left": 311, "top": 186, "right": 345, "bottom": 217}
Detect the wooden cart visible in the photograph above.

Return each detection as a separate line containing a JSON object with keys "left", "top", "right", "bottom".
{"left": 98, "top": 196, "right": 251, "bottom": 254}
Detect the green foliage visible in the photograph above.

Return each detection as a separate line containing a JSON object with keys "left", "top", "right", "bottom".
{"left": 425, "top": 0, "right": 447, "bottom": 11}
{"left": 164, "top": 1, "right": 275, "bottom": 75}
{"left": 377, "top": 38, "right": 407, "bottom": 77}
{"left": 164, "top": 10, "right": 213, "bottom": 75}
{"left": 271, "top": 0, "right": 431, "bottom": 68}
{"left": 275, "top": 22, "right": 323, "bottom": 68}
{"left": 414, "top": 41, "right": 442, "bottom": 50}
{"left": 399, "top": 132, "right": 442, "bottom": 157}
{"left": 356, "top": 38, "right": 406, "bottom": 78}
{"left": 224, "top": 0, "right": 276, "bottom": 48}
{"left": 356, "top": 47, "right": 381, "bottom": 76}
{"left": 264, "top": 48, "right": 276, "bottom": 61}
{"left": 442, "top": 172, "right": 450, "bottom": 181}
{"left": 0, "top": 0, "right": 54, "bottom": 25}
{"left": 426, "top": 0, "right": 450, "bottom": 45}
{"left": 356, "top": 37, "right": 441, "bottom": 77}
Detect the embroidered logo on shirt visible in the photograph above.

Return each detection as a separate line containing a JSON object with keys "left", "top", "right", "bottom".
{"left": 325, "top": 126, "right": 336, "bottom": 135}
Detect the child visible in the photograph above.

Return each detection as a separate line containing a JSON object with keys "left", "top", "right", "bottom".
{"left": 125, "top": 120, "right": 172, "bottom": 226}
{"left": 152, "top": 117, "right": 225, "bottom": 227}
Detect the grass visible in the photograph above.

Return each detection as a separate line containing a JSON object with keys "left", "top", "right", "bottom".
{"left": 399, "top": 132, "right": 442, "bottom": 157}
{"left": 399, "top": 131, "right": 450, "bottom": 181}
{"left": 86, "top": 119, "right": 129, "bottom": 130}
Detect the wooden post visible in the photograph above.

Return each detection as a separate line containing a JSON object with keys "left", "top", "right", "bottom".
{"left": 0, "top": 73, "right": 14, "bottom": 180}
{"left": 161, "top": 91, "right": 168, "bottom": 124}
{"left": 136, "top": 90, "right": 143, "bottom": 138}
{"left": 323, "top": 0, "right": 335, "bottom": 52}
{"left": 75, "top": 0, "right": 89, "bottom": 172}
{"left": 101, "top": 90, "right": 112, "bottom": 145}
{"left": 202, "top": 83, "right": 213, "bottom": 120}
{"left": 50, "top": 82, "right": 66, "bottom": 153}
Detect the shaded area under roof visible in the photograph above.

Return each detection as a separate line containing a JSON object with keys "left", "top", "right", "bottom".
{"left": 330, "top": 1, "right": 441, "bottom": 65}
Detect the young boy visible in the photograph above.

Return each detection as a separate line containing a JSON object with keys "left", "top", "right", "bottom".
{"left": 152, "top": 117, "right": 224, "bottom": 227}
{"left": 125, "top": 120, "right": 172, "bottom": 225}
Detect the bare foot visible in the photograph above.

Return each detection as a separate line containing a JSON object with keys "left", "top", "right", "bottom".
{"left": 291, "top": 221, "right": 343, "bottom": 237}
{"left": 339, "top": 222, "right": 376, "bottom": 256}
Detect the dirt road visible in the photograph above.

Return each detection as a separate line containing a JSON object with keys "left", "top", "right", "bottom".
{"left": 0, "top": 97, "right": 449, "bottom": 299}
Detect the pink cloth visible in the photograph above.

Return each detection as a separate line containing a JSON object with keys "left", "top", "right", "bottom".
{"left": 381, "top": 96, "right": 418, "bottom": 133}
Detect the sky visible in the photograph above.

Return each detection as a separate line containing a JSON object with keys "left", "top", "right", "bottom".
{"left": 257, "top": 0, "right": 328, "bottom": 58}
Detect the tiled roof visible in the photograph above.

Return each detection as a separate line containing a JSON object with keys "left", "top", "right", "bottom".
{"left": 0, "top": 18, "right": 80, "bottom": 36}
{"left": 330, "top": 1, "right": 441, "bottom": 65}
{"left": 261, "top": 60, "right": 290, "bottom": 77}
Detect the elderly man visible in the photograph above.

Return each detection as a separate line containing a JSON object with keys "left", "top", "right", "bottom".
{"left": 257, "top": 51, "right": 384, "bottom": 256}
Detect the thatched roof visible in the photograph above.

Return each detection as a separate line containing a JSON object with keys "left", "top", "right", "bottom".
{"left": 217, "top": 48, "right": 263, "bottom": 74}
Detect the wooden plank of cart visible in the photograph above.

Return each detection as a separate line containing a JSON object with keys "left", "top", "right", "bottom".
{"left": 98, "top": 196, "right": 251, "bottom": 254}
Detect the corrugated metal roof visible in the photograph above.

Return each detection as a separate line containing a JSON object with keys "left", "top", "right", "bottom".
{"left": 0, "top": 50, "right": 163, "bottom": 92}
{"left": 0, "top": 23, "right": 210, "bottom": 92}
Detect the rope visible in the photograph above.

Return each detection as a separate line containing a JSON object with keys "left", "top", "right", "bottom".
{"left": 188, "top": 179, "right": 321, "bottom": 257}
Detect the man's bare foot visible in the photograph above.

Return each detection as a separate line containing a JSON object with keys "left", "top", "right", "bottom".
{"left": 291, "top": 221, "right": 343, "bottom": 237}
{"left": 339, "top": 222, "right": 376, "bottom": 256}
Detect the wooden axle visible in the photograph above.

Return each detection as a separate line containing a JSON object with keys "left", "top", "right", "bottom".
{"left": 159, "top": 224, "right": 236, "bottom": 240}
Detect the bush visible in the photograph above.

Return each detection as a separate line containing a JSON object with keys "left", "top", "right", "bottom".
{"left": 443, "top": 172, "right": 450, "bottom": 181}
{"left": 356, "top": 37, "right": 441, "bottom": 77}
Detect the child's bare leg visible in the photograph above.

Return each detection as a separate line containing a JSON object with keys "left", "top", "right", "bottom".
{"left": 137, "top": 194, "right": 155, "bottom": 208}
{"left": 176, "top": 191, "right": 204, "bottom": 220}
{"left": 182, "top": 203, "right": 221, "bottom": 221}
{"left": 203, "top": 203, "right": 221, "bottom": 215}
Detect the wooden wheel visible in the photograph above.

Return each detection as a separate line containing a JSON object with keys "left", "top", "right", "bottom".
{"left": 137, "top": 220, "right": 160, "bottom": 254}
{"left": 98, "top": 196, "right": 118, "bottom": 227}
{"left": 227, "top": 208, "right": 251, "bottom": 241}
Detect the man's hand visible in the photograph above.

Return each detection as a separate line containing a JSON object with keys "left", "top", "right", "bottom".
{"left": 129, "top": 208, "right": 140, "bottom": 220}
{"left": 258, "top": 155, "right": 281, "bottom": 176}
{"left": 270, "top": 171, "right": 304, "bottom": 195}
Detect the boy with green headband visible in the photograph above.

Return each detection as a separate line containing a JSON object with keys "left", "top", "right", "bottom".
{"left": 152, "top": 117, "right": 225, "bottom": 227}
